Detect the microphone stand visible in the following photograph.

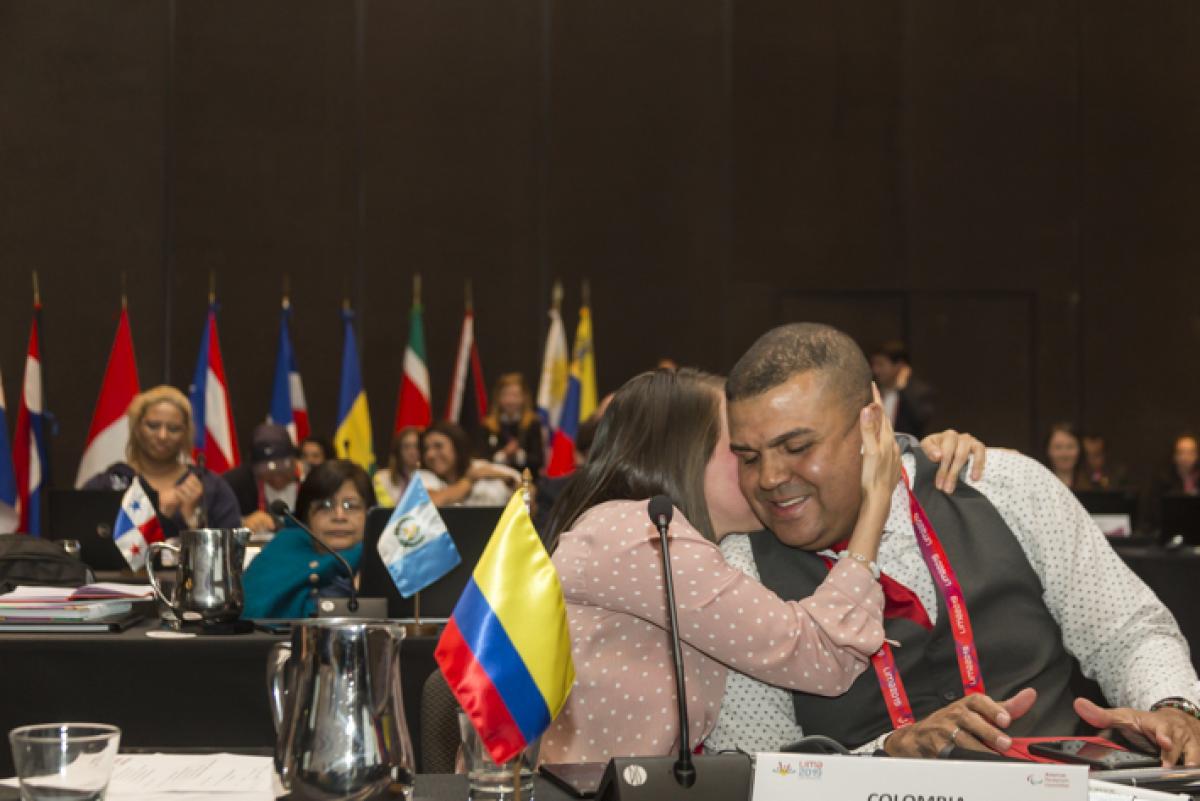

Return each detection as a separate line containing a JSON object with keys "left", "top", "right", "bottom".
{"left": 270, "top": 502, "right": 359, "bottom": 613}
{"left": 593, "top": 496, "right": 751, "bottom": 801}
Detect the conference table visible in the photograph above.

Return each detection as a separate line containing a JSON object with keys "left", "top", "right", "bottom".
{"left": 0, "top": 545, "right": 1197, "bottom": 782}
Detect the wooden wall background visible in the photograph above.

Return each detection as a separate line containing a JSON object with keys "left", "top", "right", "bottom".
{"left": 0, "top": 0, "right": 1195, "bottom": 490}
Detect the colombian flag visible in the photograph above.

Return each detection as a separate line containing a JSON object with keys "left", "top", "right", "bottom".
{"left": 435, "top": 490, "right": 574, "bottom": 763}
{"left": 335, "top": 307, "right": 375, "bottom": 471}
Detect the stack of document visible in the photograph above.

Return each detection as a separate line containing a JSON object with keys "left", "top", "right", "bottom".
{"left": 0, "top": 583, "right": 153, "bottom": 623}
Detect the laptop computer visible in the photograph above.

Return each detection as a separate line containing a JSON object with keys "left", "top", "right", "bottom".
{"left": 1073, "top": 490, "right": 1139, "bottom": 538}
{"left": 1160, "top": 494, "right": 1200, "bottom": 546}
{"left": 360, "top": 505, "right": 504, "bottom": 619}
{"left": 46, "top": 490, "right": 129, "bottom": 571}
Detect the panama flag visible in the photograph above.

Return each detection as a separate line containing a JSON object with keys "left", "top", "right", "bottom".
{"left": 13, "top": 309, "right": 47, "bottom": 534}
{"left": 394, "top": 297, "right": 432, "bottom": 432}
{"left": 188, "top": 304, "right": 240, "bottom": 473}
{"left": 0, "top": 365, "right": 18, "bottom": 533}
{"left": 535, "top": 301, "right": 569, "bottom": 432}
{"left": 444, "top": 308, "right": 487, "bottom": 433}
{"left": 268, "top": 301, "right": 310, "bottom": 445}
{"left": 377, "top": 472, "right": 461, "bottom": 597}
{"left": 75, "top": 307, "right": 140, "bottom": 487}
{"left": 113, "top": 479, "right": 164, "bottom": 571}
{"left": 336, "top": 307, "right": 375, "bottom": 471}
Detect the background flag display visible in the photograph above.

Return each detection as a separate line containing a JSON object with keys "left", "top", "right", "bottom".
{"left": 13, "top": 307, "right": 47, "bottom": 534}
{"left": 444, "top": 307, "right": 487, "bottom": 434}
{"left": 268, "top": 300, "right": 310, "bottom": 445}
{"left": 189, "top": 304, "right": 240, "bottom": 473}
{"left": 572, "top": 302, "right": 597, "bottom": 422}
{"left": 395, "top": 291, "right": 432, "bottom": 432}
{"left": 113, "top": 479, "right": 163, "bottom": 571}
{"left": 544, "top": 362, "right": 581, "bottom": 478}
{"left": 76, "top": 306, "right": 140, "bottom": 487}
{"left": 377, "top": 473, "right": 461, "bottom": 597}
{"left": 336, "top": 307, "right": 375, "bottom": 470}
{"left": 535, "top": 293, "right": 569, "bottom": 433}
{"left": 435, "top": 490, "right": 574, "bottom": 764}
{"left": 0, "top": 366, "right": 18, "bottom": 533}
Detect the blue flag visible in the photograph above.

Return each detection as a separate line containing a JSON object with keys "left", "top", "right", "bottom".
{"left": 377, "top": 473, "right": 461, "bottom": 597}
{"left": 0, "top": 365, "right": 18, "bottom": 533}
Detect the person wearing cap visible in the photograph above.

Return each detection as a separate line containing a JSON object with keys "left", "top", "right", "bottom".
{"left": 222, "top": 423, "right": 302, "bottom": 532}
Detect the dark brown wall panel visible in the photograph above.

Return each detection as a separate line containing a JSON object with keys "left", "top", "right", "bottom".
{"left": 171, "top": 0, "right": 358, "bottom": 452}
{"left": 0, "top": 0, "right": 166, "bottom": 485}
{"left": 363, "top": 0, "right": 542, "bottom": 446}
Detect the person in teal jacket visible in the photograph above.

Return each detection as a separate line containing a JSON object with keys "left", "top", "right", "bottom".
{"left": 243, "top": 459, "right": 376, "bottom": 619}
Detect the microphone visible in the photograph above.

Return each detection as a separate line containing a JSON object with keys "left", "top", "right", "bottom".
{"left": 593, "top": 496, "right": 751, "bottom": 801}
{"left": 268, "top": 500, "right": 359, "bottom": 613}
{"left": 646, "top": 496, "right": 693, "bottom": 787}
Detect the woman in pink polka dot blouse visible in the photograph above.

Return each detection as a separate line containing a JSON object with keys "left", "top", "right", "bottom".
{"left": 540, "top": 368, "right": 910, "bottom": 763}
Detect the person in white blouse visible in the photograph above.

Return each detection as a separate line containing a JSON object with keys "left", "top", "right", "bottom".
{"left": 416, "top": 420, "right": 520, "bottom": 507}
{"left": 709, "top": 322, "right": 1200, "bottom": 767}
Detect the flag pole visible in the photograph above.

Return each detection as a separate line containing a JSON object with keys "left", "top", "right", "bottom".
{"left": 581, "top": 278, "right": 590, "bottom": 309}
{"left": 282, "top": 274, "right": 290, "bottom": 310}
{"left": 208, "top": 271, "right": 216, "bottom": 305}
{"left": 551, "top": 279, "right": 563, "bottom": 312}
{"left": 413, "top": 273, "right": 422, "bottom": 307}
{"left": 464, "top": 279, "right": 473, "bottom": 313}
{"left": 120, "top": 271, "right": 128, "bottom": 310}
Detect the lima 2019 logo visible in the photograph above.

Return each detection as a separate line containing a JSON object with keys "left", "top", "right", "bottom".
{"left": 773, "top": 759, "right": 823, "bottom": 780}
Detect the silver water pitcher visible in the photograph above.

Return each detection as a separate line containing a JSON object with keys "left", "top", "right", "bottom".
{"left": 267, "top": 619, "right": 416, "bottom": 800}
{"left": 146, "top": 527, "right": 250, "bottom": 623}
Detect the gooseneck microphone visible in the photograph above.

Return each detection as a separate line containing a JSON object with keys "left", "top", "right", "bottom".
{"left": 592, "top": 495, "right": 751, "bottom": 801}
{"left": 268, "top": 500, "right": 359, "bottom": 613}
{"left": 647, "top": 495, "right": 696, "bottom": 789}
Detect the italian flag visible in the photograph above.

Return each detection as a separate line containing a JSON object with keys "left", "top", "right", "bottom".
{"left": 395, "top": 300, "right": 432, "bottom": 431}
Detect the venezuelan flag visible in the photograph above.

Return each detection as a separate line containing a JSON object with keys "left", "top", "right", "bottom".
{"left": 335, "top": 306, "right": 375, "bottom": 471}
{"left": 573, "top": 304, "right": 597, "bottom": 421}
{"left": 435, "top": 490, "right": 575, "bottom": 763}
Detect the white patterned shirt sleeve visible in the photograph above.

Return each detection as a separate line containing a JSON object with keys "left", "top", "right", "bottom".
{"left": 706, "top": 448, "right": 1200, "bottom": 754}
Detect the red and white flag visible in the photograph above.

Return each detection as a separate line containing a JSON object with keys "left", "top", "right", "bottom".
{"left": 188, "top": 304, "right": 240, "bottom": 473}
{"left": 444, "top": 309, "right": 487, "bottom": 432}
{"left": 394, "top": 298, "right": 432, "bottom": 431}
{"left": 13, "top": 306, "right": 47, "bottom": 535}
{"left": 113, "top": 478, "right": 163, "bottom": 571}
{"left": 76, "top": 307, "right": 140, "bottom": 487}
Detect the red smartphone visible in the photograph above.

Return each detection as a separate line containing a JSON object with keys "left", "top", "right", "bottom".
{"left": 1028, "top": 739, "right": 1159, "bottom": 770}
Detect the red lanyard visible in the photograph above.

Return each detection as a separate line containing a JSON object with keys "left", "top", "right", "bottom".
{"left": 866, "top": 469, "right": 985, "bottom": 729}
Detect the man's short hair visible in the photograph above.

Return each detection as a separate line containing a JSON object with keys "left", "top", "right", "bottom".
{"left": 726, "top": 322, "right": 873, "bottom": 411}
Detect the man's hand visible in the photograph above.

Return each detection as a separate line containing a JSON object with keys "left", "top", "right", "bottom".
{"left": 920, "top": 430, "right": 986, "bottom": 493}
{"left": 885, "top": 688, "right": 1037, "bottom": 757}
{"left": 1075, "top": 698, "right": 1200, "bottom": 767}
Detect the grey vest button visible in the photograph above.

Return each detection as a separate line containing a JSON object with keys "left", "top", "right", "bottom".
{"left": 942, "top": 690, "right": 958, "bottom": 701}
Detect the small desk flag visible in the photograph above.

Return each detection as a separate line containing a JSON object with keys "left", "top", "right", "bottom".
{"left": 377, "top": 472, "right": 461, "bottom": 597}
{"left": 113, "top": 479, "right": 164, "bottom": 571}
{"left": 435, "top": 490, "right": 574, "bottom": 763}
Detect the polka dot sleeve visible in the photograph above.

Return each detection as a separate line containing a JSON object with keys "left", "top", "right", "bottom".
{"left": 554, "top": 499, "right": 886, "bottom": 695}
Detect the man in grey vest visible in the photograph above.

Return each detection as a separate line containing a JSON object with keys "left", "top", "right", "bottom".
{"left": 707, "top": 322, "right": 1200, "bottom": 765}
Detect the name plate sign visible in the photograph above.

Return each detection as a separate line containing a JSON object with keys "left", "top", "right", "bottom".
{"left": 751, "top": 753, "right": 1087, "bottom": 801}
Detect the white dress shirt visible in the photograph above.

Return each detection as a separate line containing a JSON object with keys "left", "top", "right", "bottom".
{"left": 705, "top": 448, "right": 1200, "bottom": 754}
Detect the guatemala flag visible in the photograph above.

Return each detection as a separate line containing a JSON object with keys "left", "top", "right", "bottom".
{"left": 189, "top": 303, "right": 240, "bottom": 473}
{"left": 377, "top": 472, "right": 460, "bottom": 597}
{"left": 13, "top": 309, "right": 47, "bottom": 535}
{"left": 0, "top": 365, "right": 18, "bottom": 533}
{"left": 113, "top": 479, "right": 164, "bottom": 571}
{"left": 268, "top": 301, "right": 310, "bottom": 445}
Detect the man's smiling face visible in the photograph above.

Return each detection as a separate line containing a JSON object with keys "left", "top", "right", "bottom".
{"left": 728, "top": 370, "right": 865, "bottom": 551}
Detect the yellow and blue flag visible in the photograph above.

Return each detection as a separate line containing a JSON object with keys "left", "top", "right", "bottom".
{"left": 573, "top": 304, "right": 597, "bottom": 422}
{"left": 434, "top": 490, "right": 575, "bottom": 763}
{"left": 335, "top": 307, "right": 375, "bottom": 471}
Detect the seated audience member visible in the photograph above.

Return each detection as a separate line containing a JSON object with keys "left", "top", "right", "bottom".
{"left": 374, "top": 426, "right": 421, "bottom": 506}
{"left": 298, "top": 436, "right": 334, "bottom": 478}
{"left": 418, "top": 421, "right": 520, "bottom": 507}
{"left": 540, "top": 367, "right": 982, "bottom": 763}
{"left": 707, "top": 323, "right": 1200, "bottom": 766}
{"left": 242, "top": 459, "right": 374, "bottom": 618}
{"left": 869, "top": 340, "right": 935, "bottom": 438}
{"left": 1147, "top": 432, "right": 1200, "bottom": 533}
{"left": 1081, "top": 432, "right": 1128, "bottom": 491}
{"left": 477, "top": 373, "right": 544, "bottom": 478}
{"left": 222, "top": 424, "right": 300, "bottom": 532}
{"left": 82, "top": 385, "right": 240, "bottom": 534}
{"left": 1044, "top": 421, "right": 1085, "bottom": 489}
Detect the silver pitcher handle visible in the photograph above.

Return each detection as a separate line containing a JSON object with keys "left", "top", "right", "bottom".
{"left": 145, "top": 542, "right": 180, "bottom": 611}
{"left": 266, "top": 641, "right": 292, "bottom": 734}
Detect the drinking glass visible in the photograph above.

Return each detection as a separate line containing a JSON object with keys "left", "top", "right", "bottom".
{"left": 458, "top": 712, "right": 539, "bottom": 801}
{"left": 8, "top": 723, "right": 121, "bottom": 801}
